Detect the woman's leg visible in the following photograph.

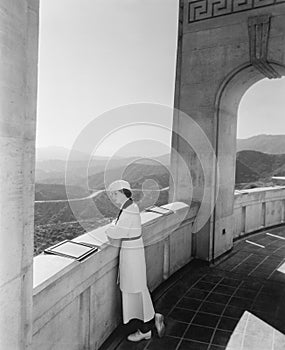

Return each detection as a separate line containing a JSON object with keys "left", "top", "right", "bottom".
{"left": 138, "top": 317, "right": 155, "bottom": 333}
{"left": 122, "top": 290, "right": 165, "bottom": 341}
{"left": 122, "top": 290, "right": 155, "bottom": 325}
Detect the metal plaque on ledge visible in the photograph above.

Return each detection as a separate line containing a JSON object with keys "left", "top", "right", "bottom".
{"left": 44, "top": 240, "right": 99, "bottom": 261}
{"left": 145, "top": 206, "right": 174, "bottom": 216}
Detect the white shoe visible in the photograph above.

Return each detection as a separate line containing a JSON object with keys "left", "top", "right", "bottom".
{"left": 155, "top": 313, "right": 165, "bottom": 338}
{"left": 127, "top": 329, "right": 152, "bottom": 342}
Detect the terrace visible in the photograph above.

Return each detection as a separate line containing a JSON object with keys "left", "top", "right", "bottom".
{"left": 103, "top": 225, "right": 285, "bottom": 350}
{"left": 31, "top": 187, "right": 285, "bottom": 350}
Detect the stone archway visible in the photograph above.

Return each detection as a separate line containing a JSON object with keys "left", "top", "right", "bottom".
{"left": 170, "top": 0, "right": 285, "bottom": 261}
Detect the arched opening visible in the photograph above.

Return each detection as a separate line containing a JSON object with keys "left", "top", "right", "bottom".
{"left": 213, "top": 63, "right": 285, "bottom": 259}
{"left": 35, "top": 0, "right": 180, "bottom": 255}
{"left": 236, "top": 76, "right": 285, "bottom": 190}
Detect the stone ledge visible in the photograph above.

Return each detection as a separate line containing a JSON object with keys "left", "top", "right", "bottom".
{"left": 33, "top": 202, "right": 194, "bottom": 293}
{"left": 32, "top": 202, "right": 196, "bottom": 337}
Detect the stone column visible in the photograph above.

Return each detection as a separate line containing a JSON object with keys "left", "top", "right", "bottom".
{"left": 0, "top": 1, "right": 39, "bottom": 349}
{"left": 170, "top": 1, "right": 285, "bottom": 261}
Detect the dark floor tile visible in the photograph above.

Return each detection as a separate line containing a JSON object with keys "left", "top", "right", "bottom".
{"left": 208, "top": 346, "right": 226, "bottom": 350}
{"left": 195, "top": 281, "right": 217, "bottom": 291}
{"left": 269, "top": 272, "right": 285, "bottom": 282}
{"left": 201, "top": 275, "right": 223, "bottom": 284}
{"left": 218, "top": 260, "right": 235, "bottom": 268}
{"left": 255, "top": 293, "right": 279, "bottom": 304}
{"left": 117, "top": 338, "right": 148, "bottom": 350}
{"left": 213, "top": 285, "right": 236, "bottom": 296}
{"left": 177, "top": 339, "right": 208, "bottom": 350}
{"left": 192, "top": 312, "right": 220, "bottom": 328}
{"left": 240, "top": 280, "right": 263, "bottom": 291}
{"left": 170, "top": 280, "right": 194, "bottom": 297}
{"left": 272, "top": 318, "right": 285, "bottom": 334}
{"left": 164, "top": 319, "right": 188, "bottom": 338}
{"left": 180, "top": 273, "right": 207, "bottom": 288}
{"left": 251, "top": 301, "right": 278, "bottom": 314}
{"left": 154, "top": 294, "right": 177, "bottom": 316}
{"left": 206, "top": 293, "right": 231, "bottom": 305}
{"left": 211, "top": 329, "right": 232, "bottom": 347}
{"left": 251, "top": 308, "right": 276, "bottom": 320}
{"left": 234, "top": 288, "right": 257, "bottom": 300}
{"left": 235, "top": 267, "right": 255, "bottom": 274}
{"left": 261, "top": 285, "right": 284, "bottom": 296}
{"left": 184, "top": 325, "right": 214, "bottom": 343}
{"left": 249, "top": 271, "right": 268, "bottom": 278}
{"left": 200, "top": 302, "right": 225, "bottom": 315}
{"left": 217, "top": 317, "right": 239, "bottom": 331}
{"left": 177, "top": 298, "right": 202, "bottom": 311}
{"left": 168, "top": 308, "right": 195, "bottom": 323}
{"left": 229, "top": 297, "right": 252, "bottom": 309}
{"left": 251, "top": 268, "right": 274, "bottom": 277}
{"left": 275, "top": 304, "right": 285, "bottom": 319}
{"left": 179, "top": 276, "right": 206, "bottom": 290}
{"left": 186, "top": 289, "right": 209, "bottom": 300}
{"left": 219, "top": 277, "right": 240, "bottom": 287}
{"left": 156, "top": 289, "right": 180, "bottom": 306}
{"left": 237, "top": 263, "right": 258, "bottom": 270}
{"left": 147, "top": 335, "right": 180, "bottom": 350}
{"left": 223, "top": 306, "right": 246, "bottom": 319}
{"left": 246, "top": 255, "right": 265, "bottom": 263}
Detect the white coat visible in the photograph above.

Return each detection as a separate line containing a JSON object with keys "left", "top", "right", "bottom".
{"left": 106, "top": 201, "right": 148, "bottom": 293}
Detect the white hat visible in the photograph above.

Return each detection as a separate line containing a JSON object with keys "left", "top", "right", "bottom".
{"left": 108, "top": 180, "right": 131, "bottom": 192}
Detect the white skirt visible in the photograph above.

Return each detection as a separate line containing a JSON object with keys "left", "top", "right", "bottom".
{"left": 122, "top": 289, "right": 155, "bottom": 324}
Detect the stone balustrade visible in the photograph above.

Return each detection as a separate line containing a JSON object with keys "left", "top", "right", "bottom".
{"left": 32, "top": 202, "right": 197, "bottom": 350}
{"left": 234, "top": 186, "right": 285, "bottom": 239}
{"left": 32, "top": 188, "right": 285, "bottom": 349}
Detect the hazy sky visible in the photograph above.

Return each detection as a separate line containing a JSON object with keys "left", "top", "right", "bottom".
{"left": 37, "top": 0, "right": 285, "bottom": 154}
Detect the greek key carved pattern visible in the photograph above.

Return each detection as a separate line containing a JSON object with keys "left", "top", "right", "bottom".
{"left": 188, "top": 0, "right": 285, "bottom": 23}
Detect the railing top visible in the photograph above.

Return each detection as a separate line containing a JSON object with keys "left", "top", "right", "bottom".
{"left": 235, "top": 186, "right": 285, "bottom": 195}
{"left": 33, "top": 201, "right": 195, "bottom": 295}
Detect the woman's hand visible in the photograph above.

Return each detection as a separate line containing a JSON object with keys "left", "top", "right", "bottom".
{"left": 107, "top": 236, "right": 121, "bottom": 248}
{"left": 106, "top": 227, "right": 121, "bottom": 247}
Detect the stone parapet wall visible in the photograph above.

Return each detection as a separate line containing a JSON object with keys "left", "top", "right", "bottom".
{"left": 32, "top": 202, "right": 197, "bottom": 350}
{"left": 234, "top": 186, "right": 285, "bottom": 239}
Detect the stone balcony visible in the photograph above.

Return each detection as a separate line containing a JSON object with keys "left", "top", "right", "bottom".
{"left": 31, "top": 186, "right": 285, "bottom": 350}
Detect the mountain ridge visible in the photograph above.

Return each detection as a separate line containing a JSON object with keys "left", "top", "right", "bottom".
{"left": 237, "top": 134, "right": 285, "bottom": 154}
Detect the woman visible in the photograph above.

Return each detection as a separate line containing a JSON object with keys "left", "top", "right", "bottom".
{"left": 106, "top": 180, "right": 165, "bottom": 342}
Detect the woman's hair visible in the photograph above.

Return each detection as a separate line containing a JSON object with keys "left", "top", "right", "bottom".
{"left": 119, "top": 188, "right": 132, "bottom": 198}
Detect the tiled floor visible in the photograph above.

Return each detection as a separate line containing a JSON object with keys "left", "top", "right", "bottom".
{"left": 100, "top": 226, "right": 285, "bottom": 350}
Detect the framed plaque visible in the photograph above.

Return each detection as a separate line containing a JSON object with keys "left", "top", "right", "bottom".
{"left": 44, "top": 240, "right": 99, "bottom": 261}
{"left": 145, "top": 206, "right": 174, "bottom": 216}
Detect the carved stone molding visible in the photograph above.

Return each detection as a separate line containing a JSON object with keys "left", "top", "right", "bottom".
{"left": 248, "top": 14, "right": 281, "bottom": 78}
{"left": 188, "top": 0, "right": 285, "bottom": 23}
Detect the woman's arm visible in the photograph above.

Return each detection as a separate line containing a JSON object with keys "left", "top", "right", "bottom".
{"left": 106, "top": 209, "right": 141, "bottom": 240}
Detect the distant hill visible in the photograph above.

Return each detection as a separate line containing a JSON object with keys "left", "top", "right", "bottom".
{"left": 237, "top": 134, "right": 285, "bottom": 154}
{"left": 36, "top": 146, "right": 105, "bottom": 161}
{"left": 88, "top": 160, "right": 170, "bottom": 190}
{"left": 34, "top": 146, "right": 285, "bottom": 255}
{"left": 34, "top": 177, "right": 169, "bottom": 255}
{"left": 35, "top": 183, "right": 90, "bottom": 201}
{"left": 36, "top": 152, "right": 170, "bottom": 185}
{"left": 235, "top": 158, "right": 260, "bottom": 184}
{"left": 236, "top": 150, "right": 285, "bottom": 183}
